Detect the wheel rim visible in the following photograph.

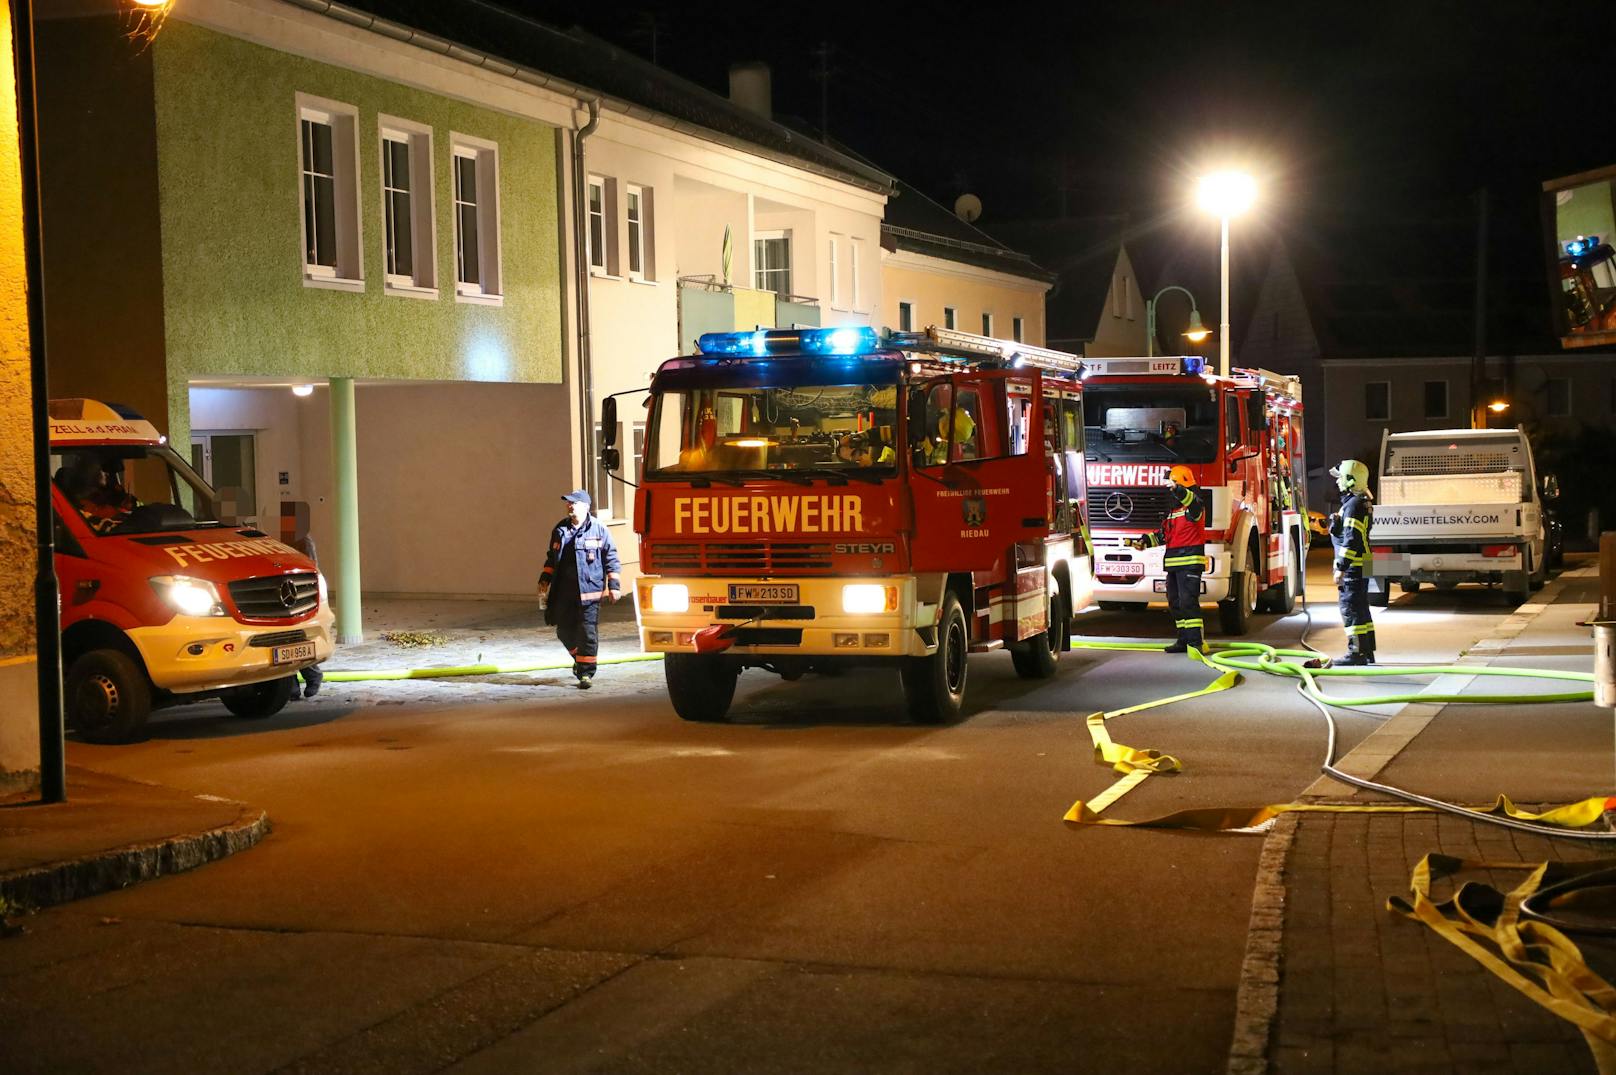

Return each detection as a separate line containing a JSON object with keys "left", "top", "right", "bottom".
{"left": 944, "top": 615, "right": 966, "bottom": 696}
{"left": 77, "top": 673, "right": 119, "bottom": 729}
{"left": 1244, "top": 569, "right": 1258, "bottom": 611}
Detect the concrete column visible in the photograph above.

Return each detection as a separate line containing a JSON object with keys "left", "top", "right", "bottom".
{"left": 329, "top": 377, "right": 362, "bottom": 644}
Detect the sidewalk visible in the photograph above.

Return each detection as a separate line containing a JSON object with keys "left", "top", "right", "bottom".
{"left": 0, "top": 596, "right": 646, "bottom": 916}
{"left": 1236, "top": 565, "right": 1615, "bottom": 1074}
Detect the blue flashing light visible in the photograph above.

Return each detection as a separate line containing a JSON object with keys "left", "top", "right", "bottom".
{"left": 696, "top": 326, "right": 879, "bottom": 358}
{"left": 1182, "top": 356, "right": 1206, "bottom": 375}
{"left": 1565, "top": 235, "right": 1601, "bottom": 258}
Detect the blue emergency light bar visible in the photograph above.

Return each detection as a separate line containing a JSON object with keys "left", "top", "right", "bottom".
{"left": 1182, "top": 356, "right": 1206, "bottom": 374}
{"left": 696, "top": 326, "right": 880, "bottom": 357}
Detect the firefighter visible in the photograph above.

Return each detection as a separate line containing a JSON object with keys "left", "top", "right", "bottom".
{"left": 1126, "top": 464, "right": 1208, "bottom": 653}
{"left": 1328, "top": 459, "right": 1376, "bottom": 665}
{"left": 926, "top": 406, "right": 977, "bottom": 464}
{"left": 538, "top": 490, "right": 621, "bottom": 689}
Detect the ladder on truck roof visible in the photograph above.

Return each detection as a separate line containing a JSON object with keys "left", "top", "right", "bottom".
{"left": 1233, "top": 366, "right": 1303, "bottom": 404}
{"left": 885, "top": 325, "right": 1085, "bottom": 375}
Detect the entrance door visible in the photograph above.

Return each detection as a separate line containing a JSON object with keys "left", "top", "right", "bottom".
{"left": 191, "top": 432, "right": 257, "bottom": 524}
{"left": 909, "top": 370, "right": 1050, "bottom": 574}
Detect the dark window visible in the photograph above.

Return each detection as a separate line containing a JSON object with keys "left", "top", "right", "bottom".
{"left": 1224, "top": 394, "right": 1241, "bottom": 452}
{"left": 454, "top": 154, "right": 480, "bottom": 286}
{"left": 1365, "top": 381, "right": 1390, "bottom": 421}
{"left": 300, "top": 119, "right": 336, "bottom": 268}
{"left": 1422, "top": 380, "right": 1447, "bottom": 420}
{"left": 898, "top": 301, "right": 914, "bottom": 332}
{"left": 382, "top": 137, "right": 413, "bottom": 279}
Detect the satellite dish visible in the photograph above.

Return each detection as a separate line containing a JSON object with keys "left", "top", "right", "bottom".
{"left": 954, "top": 193, "right": 982, "bottom": 224}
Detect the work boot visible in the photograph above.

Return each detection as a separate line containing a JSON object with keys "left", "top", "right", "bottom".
{"left": 1163, "top": 641, "right": 1188, "bottom": 654}
{"left": 1335, "top": 652, "right": 1370, "bottom": 667}
{"left": 577, "top": 674, "right": 593, "bottom": 690}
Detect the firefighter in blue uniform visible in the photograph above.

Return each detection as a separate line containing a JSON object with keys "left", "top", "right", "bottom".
{"left": 1328, "top": 459, "right": 1376, "bottom": 665}
{"left": 1127, "top": 464, "right": 1208, "bottom": 653}
{"left": 538, "top": 490, "right": 622, "bottom": 689}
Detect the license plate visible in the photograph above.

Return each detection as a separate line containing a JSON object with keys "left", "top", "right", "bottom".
{"left": 272, "top": 641, "right": 316, "bottom": 665}
{"left": 728, "top": 584, "right": 799, "bottom": 604}
{"left": 1105, "top": 562, "right": 1145, "bottom": 577}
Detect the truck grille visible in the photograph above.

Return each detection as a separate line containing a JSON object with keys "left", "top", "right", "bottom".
{"left": 647, "top": 542, "right": 836, "bottom": 574}
{"left": 248, "top": 629, "right": 309, "bottom": 648}
{"left": 228, "top": 572, "right": 319, "bottom": 620}
{"left": 1086, "top": 487, "right": 1177, "bottom": 530}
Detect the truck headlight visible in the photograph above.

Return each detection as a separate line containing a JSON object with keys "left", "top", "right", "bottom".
{"left": 842, "top": 584, "right": 888, "bottom": 614}
{"left": 150, "top": 575, "right": 225, "bottom": 617}
{"left": 317, "top": 572, "right": 329, "bottom": 604}
{"left": 649, "top": 584, "right": 689, "bottom": 613}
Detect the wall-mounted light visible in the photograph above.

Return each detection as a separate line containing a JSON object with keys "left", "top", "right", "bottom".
{"left": 292, "top": 384, "right": 315, "bottom": 397}
{"left": 1487, "top": 400, "right": 1510, "bottom": 413}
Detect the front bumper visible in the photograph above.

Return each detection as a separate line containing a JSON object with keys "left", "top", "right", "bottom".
{"left": 128, "top": 604, "right": 335, "bottom": 694}
{"left": 1088, "top": 541, "right": 1228, "bottom": 605}
{"left": 1375, "top": 544, "right": 1521, "bottom": 580}
{"left": 636, "top": 576, "right": 933, "bottom": 658}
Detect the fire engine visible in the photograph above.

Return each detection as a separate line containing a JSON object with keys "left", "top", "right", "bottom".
{"left": 606, "top": 325, "right": 1095, "bottom": 725}
{"left": 1081, "top": 357, "right": 1308, "bottom": 634}
{"left": 50, "top": 399, "right": 333, "bottom": 742}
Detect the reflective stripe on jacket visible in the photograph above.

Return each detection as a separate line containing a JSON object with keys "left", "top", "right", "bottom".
{"left": 1331, "top": 492, "right": 1373, "bottom": 574}
{"left": 1136, "top": 484, "right": 1207, "bottom": 569}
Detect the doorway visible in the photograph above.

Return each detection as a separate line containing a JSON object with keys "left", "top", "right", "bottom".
{"left": 191, "top": 431, "right": 257, "bottom": 524}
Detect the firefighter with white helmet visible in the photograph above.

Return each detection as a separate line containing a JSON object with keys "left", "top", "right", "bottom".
{"left": 1328, "top": 459, "right": 1376, "bottom": 665}
{"left": 1126, "top": 464, "right": 1208, "bottom": 653}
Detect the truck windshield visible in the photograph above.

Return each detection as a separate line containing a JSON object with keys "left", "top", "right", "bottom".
{"left": 51, "top": 445, "right": 226, "bottom": 536}
{"left": 1082, "top": 383, "right": 1219, "bottom": 464}
{"left": 646, "top": 378, "right": 901, "bottom": 478}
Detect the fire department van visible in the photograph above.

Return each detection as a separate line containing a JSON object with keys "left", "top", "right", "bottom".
{"left": 1081, "top": 357, "right": 1309, "bottom": 634}
{"left": 607, "top": 325, "right": 1095, "bottom": 725}
{"left": 50, "top": 399, "right": 333, "bottom": 742}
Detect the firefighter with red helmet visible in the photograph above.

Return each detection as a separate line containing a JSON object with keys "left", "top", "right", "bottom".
{"left": 1126, "top": 465, "right": 1208, "bottom": 653}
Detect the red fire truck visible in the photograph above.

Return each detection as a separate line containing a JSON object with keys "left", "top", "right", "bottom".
{"left": 1080, "top": 357, "right": 1307, "bottom": 634}
{"left": 607, "top": 325, "right": 1094, "bottom": 725}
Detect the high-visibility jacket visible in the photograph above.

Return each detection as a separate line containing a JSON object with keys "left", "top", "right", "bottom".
{"left": 1331, "top": 491, "right": 1373, "bottom": 576}
{"left": 541, "top": 514, "right": 622, "bottom": 604}
{"left": 1136, "top": 484, "right": 1207, "bottom": 571}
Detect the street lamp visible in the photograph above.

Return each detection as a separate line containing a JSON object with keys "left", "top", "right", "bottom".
{"left": 1145, "top": 285, "right": 1210, "bottom": 358}
{"left": 1196, "top": 171, "right": 1257, "bottom": 376}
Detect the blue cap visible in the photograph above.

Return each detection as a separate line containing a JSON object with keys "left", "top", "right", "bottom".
{"left": 562, "top": 489, "right": 591, "bottom": 506}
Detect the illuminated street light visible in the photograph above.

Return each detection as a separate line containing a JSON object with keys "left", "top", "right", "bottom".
{"left": 1487, "top": 399, "right": 1510, "bottom": 413}
{"left": 1196, "top": 170, "right": 1257, "bottom": 376}
{"left": 1144, "top": 284, "right": 1208, "bottom": 357}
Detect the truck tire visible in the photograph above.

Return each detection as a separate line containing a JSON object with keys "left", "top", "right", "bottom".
{"left": 665, "top": 653, "right": 739, "bottom": 723}
{"left": 1400, "top": 580, "right": 1422, "bottom": 594}
{"left": 1218, "top": 538, "right": 1261, "bottom": 635}
{"left": 1258, "top": 539, "right": 1301, "bottom": 615}
{"left": 1011, "top": 590, "right": 1063, "bottom": 680}
{"left": 221, "top": 675, "right": 298, "bottom": 719}
{"left": 66, "top": 649, "right": 152, "bottom": 744}
{"left": 902, "top": 591, "right": 968, "bottom": 724}
{"left": 1528, "top": 547, "right": 1546, "bottom": 591}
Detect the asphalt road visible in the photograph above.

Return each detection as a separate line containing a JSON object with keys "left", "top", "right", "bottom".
{"left": 0, "top": 549, "right": 1525, "bottom": 1074}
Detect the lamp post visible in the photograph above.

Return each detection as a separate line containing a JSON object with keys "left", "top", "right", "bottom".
{"left": 1196, "top": 171, "right": 1256, "bottom": 376}
{"left": 1145, "top": 285, "right": 1210, "bottom": 358}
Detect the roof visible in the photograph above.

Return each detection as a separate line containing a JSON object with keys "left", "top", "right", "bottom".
{"left": 879, "top": 181, "right": 1055, "bottom": 284}
{"left": 282, "top": 0, "right": 894, "bottom": 193}
{"left": 989, "top": 217, "right": 1127, "bottom": 344}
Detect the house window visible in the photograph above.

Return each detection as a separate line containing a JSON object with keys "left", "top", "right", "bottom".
{"left": 1013, "top": 316, "right": 1025, "bottom": 342}
{"left": 898, "top": 301, "right": 914, "bottom": 332}
{"left": 1422, "top": 380, "right": 1447, "bottom": 420}
{"left": 1366, "top": 380, "right": 1390, "bottom": 421}
{"left": 632, "top": 422, "right": 646, "bottom": 486}
{"left": 587, "top": 176, "right": 619, "bottom": 274}
{"left": 828, "top": 234, "right": 840, "bottom": 307}
{"left": 626, "top": 183, "right": 650, "bottom": 280}
{"left": 379, "top": 119, "right": 435, "bottom": 294}
{"left": 982, "top": 312, "right": 993, "bottom": 336}
{"left": 451, "top": 135, "right": 501, "bottom": 302}
{"left": 850, "top": 238, "right": 862, "bottom": 309}
{"left": 754, "top": 231, "right": 791, "bottom": 295}
{"left": 297, "top": 96, "right": 361, "bottom": 288}
{"left": 943, "top": 306, "right": 957, "bottom": 330}
{"left": 1547, "top": 377, "right": 1571, "bottom": 417}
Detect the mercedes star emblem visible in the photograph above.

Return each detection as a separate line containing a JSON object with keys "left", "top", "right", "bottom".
{"left": 279, "top": 578, "right": 299, "bottom": 609}
{"left": 1103, "top": 491, "right": 1135, "bottom": 522}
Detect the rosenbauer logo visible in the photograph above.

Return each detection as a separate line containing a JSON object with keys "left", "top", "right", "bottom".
{"left": 1086, "top": 463, "right": 1172, "bottom": 487}
{"left": 672, "top": 494, "right": 865, "bottom": 535}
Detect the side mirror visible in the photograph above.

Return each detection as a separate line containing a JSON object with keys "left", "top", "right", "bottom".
{"left": 600, "top": 397, "right": 618, "bottom": 447}
{"left": 601, "top": 446, "right": 621, "bottom": 473}
{"left": 1541, "top": 473, "right": 1560, "bottom": 500}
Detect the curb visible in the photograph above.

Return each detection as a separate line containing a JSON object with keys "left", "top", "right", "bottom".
{"left": 0, "top": 803, "right": 271, "bottom": 911}
{"left": 1223, "top": 568, "right": 1591, "bottom": 1074}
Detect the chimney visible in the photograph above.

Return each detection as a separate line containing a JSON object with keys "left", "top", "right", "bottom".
{"left": 728, "top": 62, "right": 772, "bottom": 121}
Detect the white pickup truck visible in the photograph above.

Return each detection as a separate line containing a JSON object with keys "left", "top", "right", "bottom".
{"left": 1367, "top": 426, "right": 1552, "bottom": 606}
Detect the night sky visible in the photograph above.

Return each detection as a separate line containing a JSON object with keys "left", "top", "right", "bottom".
{"left": 495, "top": 0, "right": 1616, "bottom": 329}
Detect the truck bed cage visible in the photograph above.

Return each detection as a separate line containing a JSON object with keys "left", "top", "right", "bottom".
{"left": 884, "top": 325, "right": 1085, "bottom": 375}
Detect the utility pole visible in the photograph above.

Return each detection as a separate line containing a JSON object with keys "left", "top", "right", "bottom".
{"left": 1470, "top": 188, "right": 1489, "bottom": 428}
{"left": 810, "top": 42, "right": 831, "bottom": 141}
